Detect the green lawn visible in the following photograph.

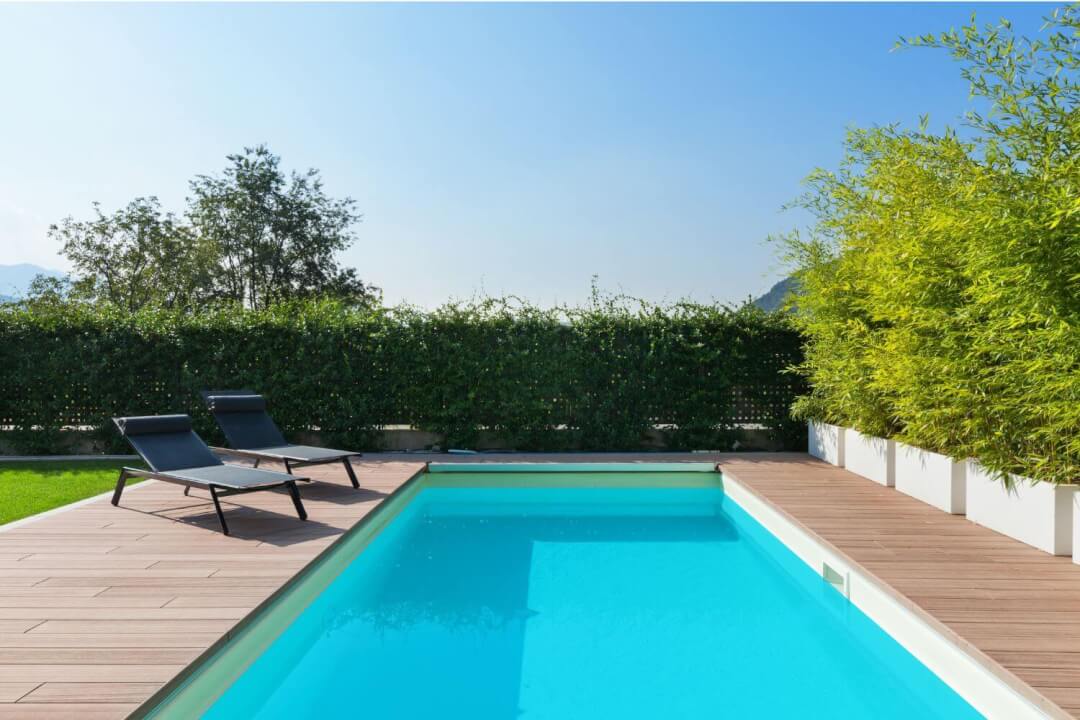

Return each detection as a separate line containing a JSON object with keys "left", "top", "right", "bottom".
{"left": 0, "top": 461, "right": 144, "bottom": 526}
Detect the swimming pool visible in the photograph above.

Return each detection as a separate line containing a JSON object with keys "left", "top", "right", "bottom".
{"left": 145, "top": 464, "right": 1007, "bottom": 719}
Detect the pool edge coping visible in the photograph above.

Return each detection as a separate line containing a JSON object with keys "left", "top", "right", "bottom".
{"left": 720, "top": 466, "right": 1069, "bottom": 720}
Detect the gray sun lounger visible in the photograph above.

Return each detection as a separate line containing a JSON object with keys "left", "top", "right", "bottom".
{"left": 112, "top": 414, "right": 309, "bottom": 536}
{"left": 201, "top": 391, "right": 362, "bottom": 489}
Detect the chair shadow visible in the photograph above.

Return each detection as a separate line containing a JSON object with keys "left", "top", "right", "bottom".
{"left": 218, "top": 458, "right": 390, "bottom": 506}
{"left": 225, "top": 515, "right": 345, "bottom": 545}
{"left": 119, "top": 495, "right": 347, "bottom": 546}
{"left": 296, "top": 481, "right": 389, "bottom": 505}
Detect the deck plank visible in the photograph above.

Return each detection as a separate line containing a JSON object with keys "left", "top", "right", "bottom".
{"left": 0, "top": 666, "right": 183, "bottom": 683}
{"left": 22, "top": 682, "right": 159, "bottom": 703}
{"left": 0, "top": 704, "right": 136, "bottom": 719}
{"left": 0, "top": 683, "right": 38, "bottom": 702}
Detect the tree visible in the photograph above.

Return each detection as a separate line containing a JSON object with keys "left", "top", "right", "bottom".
{"left": 49, "top": 146, "right": 376, "bottom": 311}
{"left": 48, "top": 198, "right": 215, "bottom": 311}
{"left": 22, "top": 274, "right": 73, "bottom": 306}
{"left": 187, "top": 145, "right": 374, "bottom": 309}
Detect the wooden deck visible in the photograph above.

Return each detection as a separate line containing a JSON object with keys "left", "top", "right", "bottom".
{"left": 0, "top": 453, "right": 1075, "bottom": 718}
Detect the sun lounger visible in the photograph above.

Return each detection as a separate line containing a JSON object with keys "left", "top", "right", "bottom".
{"left": 112, "top": 414, "right": 308, "bottom": 535}
{"left": 202, "top": 391, "right": 362, "bottom": 489}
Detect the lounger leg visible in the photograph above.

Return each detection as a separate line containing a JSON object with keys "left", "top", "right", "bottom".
{"left": 208, "top": 486, "right": 230, "bottom": 536}
{"left": 285, "top": 481, "right": 307, "bottom": 521}
{"left": 283, "top": 459, "right": 291, "bottom": 474}
{"left": 111, "top": 469, "right": 129, "bottom": 506}
{"left": 343, "top": 457, "right": 360, "bottom": 489}
{"left": 183, "top": 486, "right": 190, "bottom": 496}
{"left": 252, "top": 458, "right": 260, "bottom": 469}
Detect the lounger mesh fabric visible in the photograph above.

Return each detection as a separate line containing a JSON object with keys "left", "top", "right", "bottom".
{"left": 201, "top": 390, "right": 361, "bottom": 493}
{"left": 114, "top": 414, "right": 222, "bottom": 472}
{"left": 164, "top": 464, "right": 297, "bottom": 489}
{"left": 207, "top": 395, "right": 267, "bottom": 413}
{"left": 111, "top": 412, "right": 311, "bottom": 535}
{"left": 205, "top": 394, "right": 287, "bottom": 450}
{"left": 237, "top": 445, "right": 358, "bottom": 463}
{"left": 115, "top": 414, "right": 193, "bottom": 436}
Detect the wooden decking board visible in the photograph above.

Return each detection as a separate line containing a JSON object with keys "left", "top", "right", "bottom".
{"left": 22, "top": 682, "right": 161, "bottom": 703}
{"left": 29, "top": 620, "right": 239, "bottom": 635}
{"left": 0, "top": 649, "right": 201, "bottom": 665}
{"left": 0, "top": 454, "right": 1074, "bottom": 719}
{"left": 161, "top": 595, "right": 272, "bottom": 608}
{"left": 0, "top": 682, "right": 40, "bottom": 702}
{"left": 0, "top": 609, "right": 246, "bottom": 621}
{"left": 0, "top": 597, "right": 171, "bottom": 609}
{"left": 0, "top": 634, "right": 223, "bottom": 649}
{"left": 0, "top": 666, "right": 184, "bottom": 683}
{"left": 0, "top": 588, "right": 108, "bottom": 599}
{"left": 0, "top": 706, "right": 138, "bottom": 719}
{"left": 94, "top": 585, "right": 277, "bottom": 597}
{"left": 0, "top": 579, "right": 47, "bottom": 587}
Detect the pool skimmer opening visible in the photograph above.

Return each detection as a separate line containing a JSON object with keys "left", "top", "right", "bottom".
{"left": 823, "top": 561, "right": 850, "bottom": 599}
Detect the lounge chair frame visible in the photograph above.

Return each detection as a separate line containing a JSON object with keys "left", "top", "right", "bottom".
{"left": 111, "top": 415, "right": 310, "bottom": 536}
{"left": 201, "top": 390, "right": 362, "bottom": 489}
{"left": 206, "top": 447, "right": 361, "bottom": 489}
{"left": 112, "top": 467, "right": 307, "bottom": 536}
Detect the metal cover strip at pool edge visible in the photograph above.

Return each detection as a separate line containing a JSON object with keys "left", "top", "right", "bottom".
{"left": 427, "top": 462, "right": 720, "bottom": 473}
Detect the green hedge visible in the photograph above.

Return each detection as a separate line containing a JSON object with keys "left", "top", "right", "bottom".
{"left": 0, "top": 299, "right": 806, "bottom": 454}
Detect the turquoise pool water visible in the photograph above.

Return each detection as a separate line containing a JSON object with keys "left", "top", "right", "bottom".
{"left": 200, "top": 483, "right": 983, "bottom": 719}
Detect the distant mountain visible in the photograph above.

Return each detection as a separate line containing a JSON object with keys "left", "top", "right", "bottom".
{"left": 0, "top": 263, "right": 64, "bottom": 299}
{"left": 753, "top": 276, "right": 798, "bottom": 313}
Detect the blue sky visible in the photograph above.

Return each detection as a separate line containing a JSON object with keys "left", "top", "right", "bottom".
{"left": 0, "top": 2, "right": 1057, "bottom": 307}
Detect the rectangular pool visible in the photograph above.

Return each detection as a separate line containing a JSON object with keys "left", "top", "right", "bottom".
{"left": 150, "top": 464, "right": 985, "bottom": 719}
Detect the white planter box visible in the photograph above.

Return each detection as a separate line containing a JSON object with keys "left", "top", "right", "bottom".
{"left": 844, "top": 429, "right": 895, "bottom": 486}
{"left": 966, "top": 461, "right": 1074, "bottom": 556}
{"left": 808, "top": 422, "right": 844, "bottom": 466}
{"left": 1075, "top": 493, "right": 1080, "bottom": 566}
{"left": 894, "top": 442, "right": 966, "bottom": 514}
